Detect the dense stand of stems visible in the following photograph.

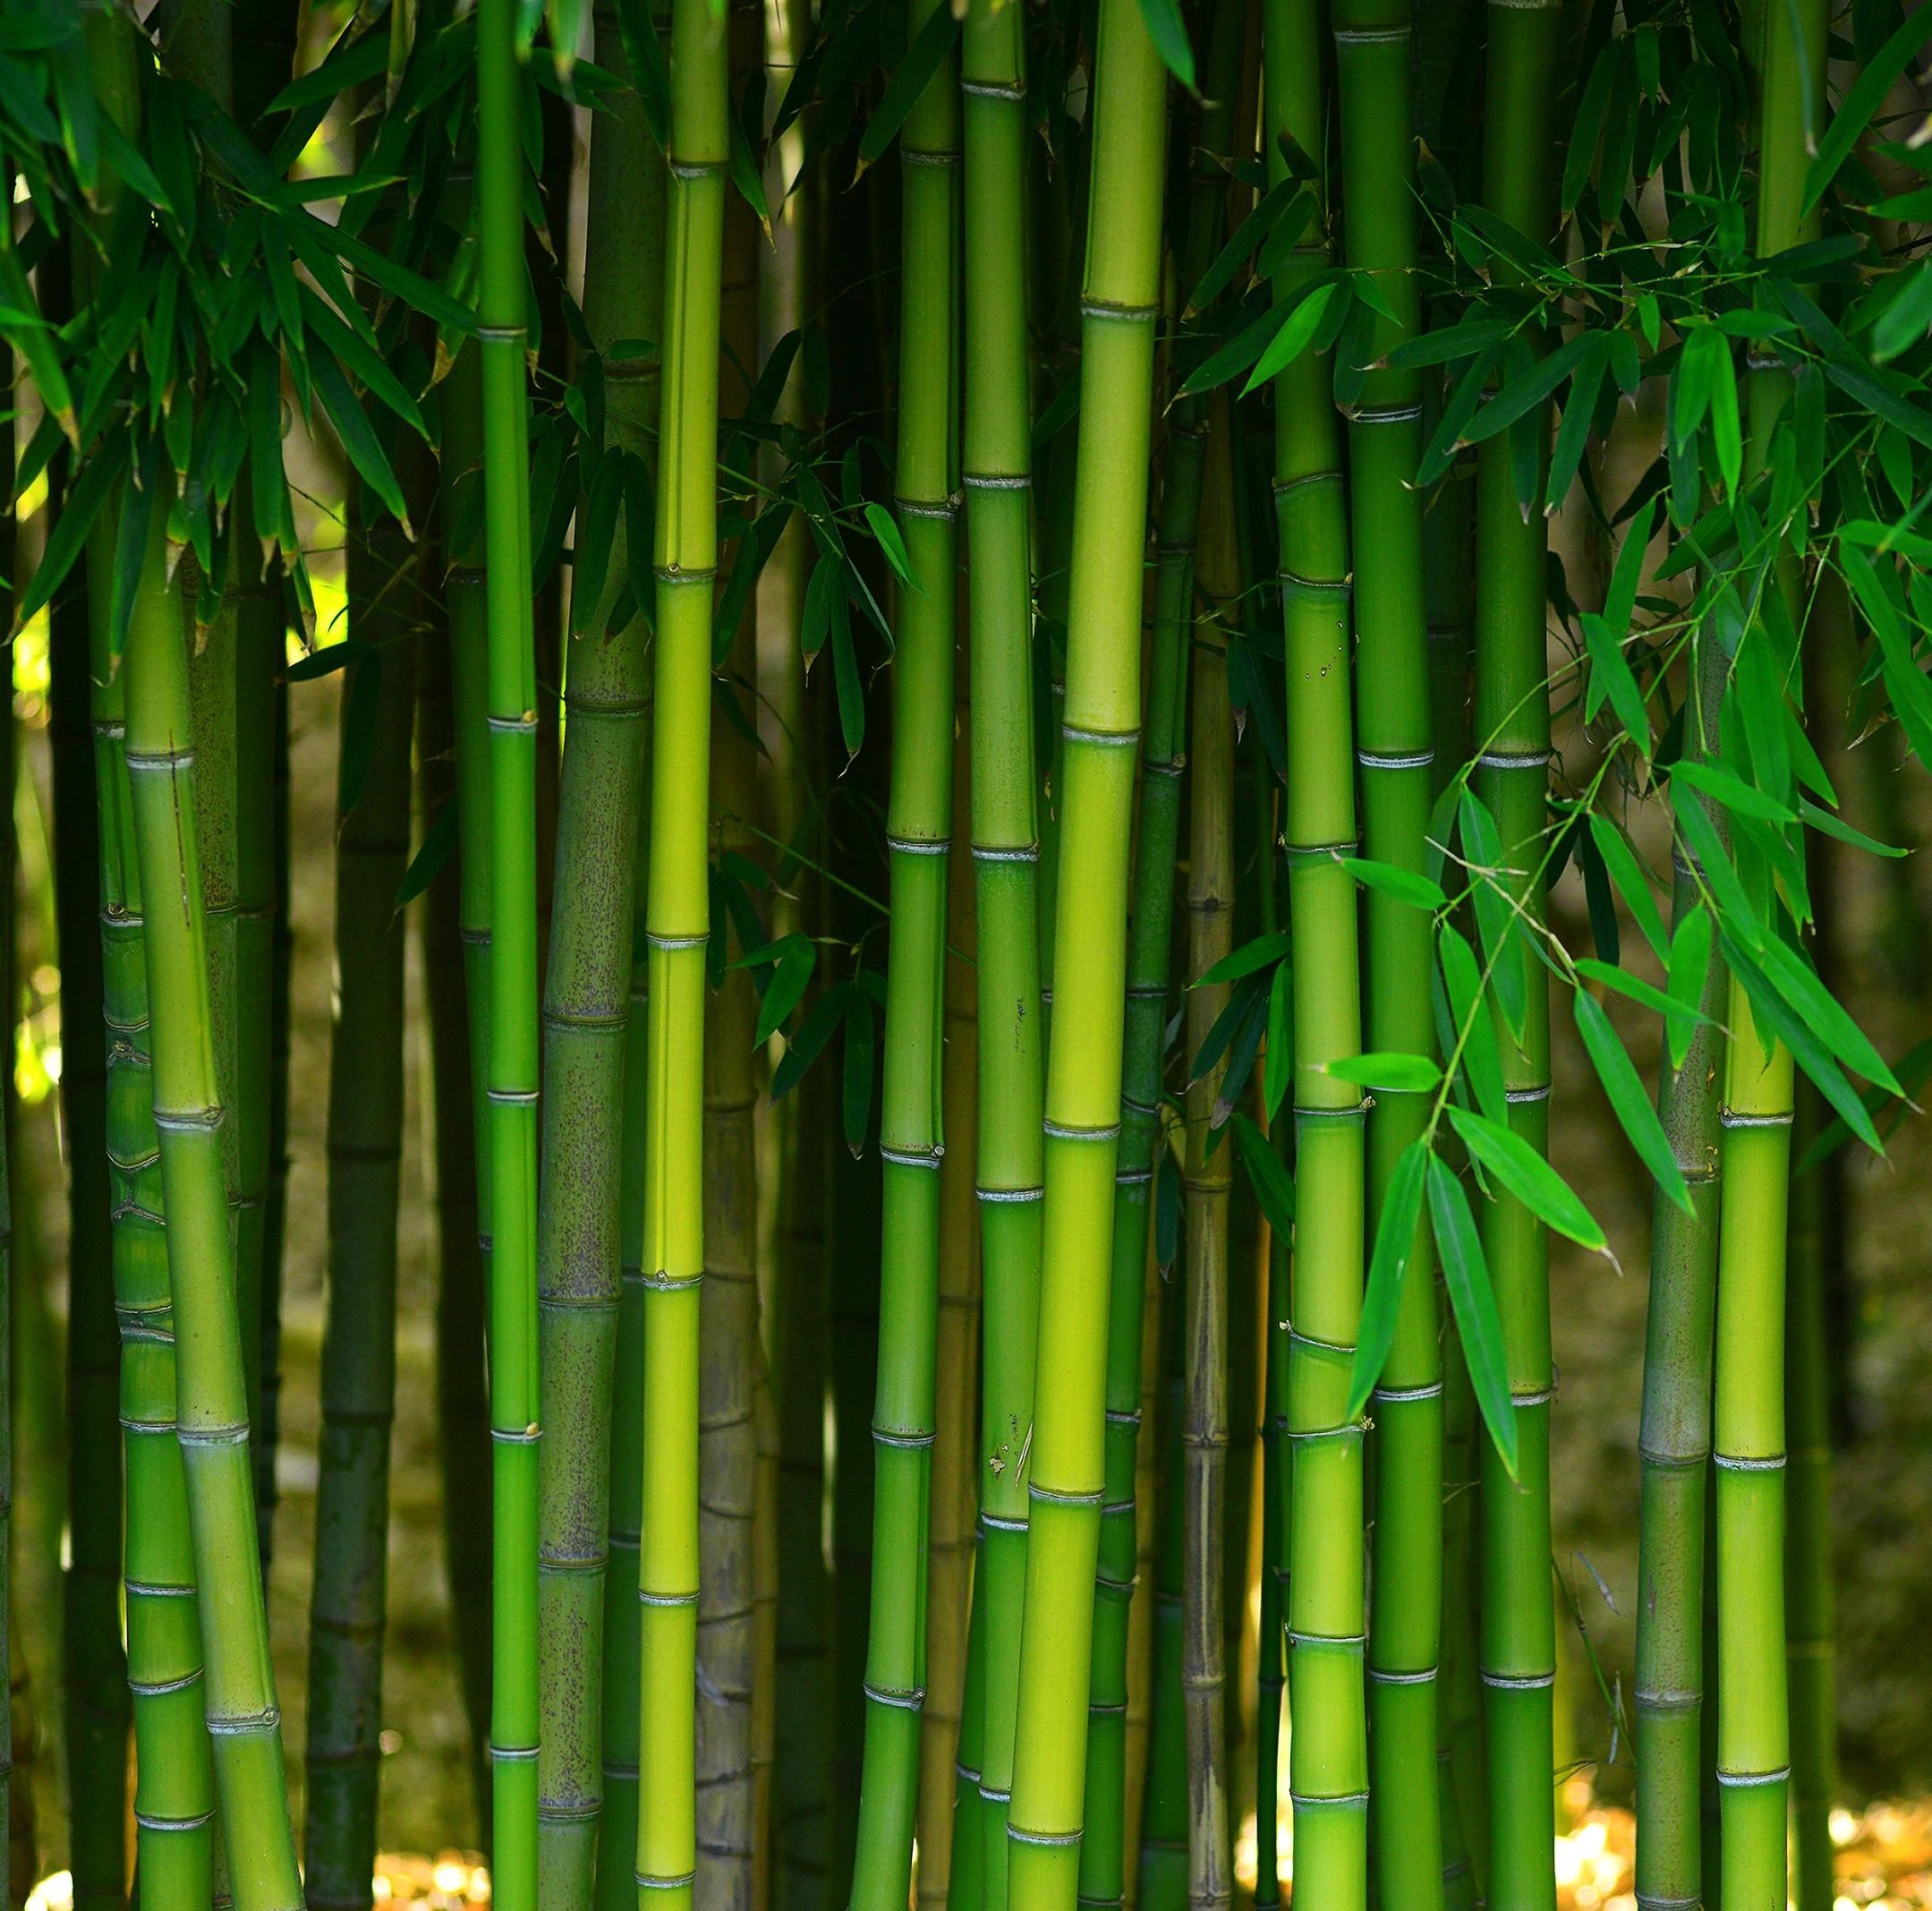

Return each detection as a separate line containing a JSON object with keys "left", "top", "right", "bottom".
{"left": 637, "top": 0, "right": 731, "bottom": 1895}
{"left": 850, "top": 4, "right": 959, "bottom": 1889}
{"left": 1180, "top": 412, "right": 1238, "bottom": 1911}
{"left": 1715, "top": 6, "right": 1826, "bottom": 1900}
{"left": 1265, "top": 0, "right": 1368, "bottom": 1898}
{"left": 304, "top": 520, "right": 421, "bottom": 1904}
{"left": 124, "top": 497, "right": 303, "bottom": 1905}
{"left": 533, "top": 9, "right": 659, "bottom": 1890}
{"left": 1332, "top": 4, "right": 1443, "bottom": 1900}
{"left": 959, "top": 0, "right": 1045, "bottom": 1899}
{"left": 1474, "top": 7, "right": 1562, "bottom": 1904}
{"left": 476, "top": 0, "right": 543, "bottom": 1895}
{"left": 1004, "top": 1, "right": 1166, "bottom": 1905}
{"left": 1633, "top": 643, "right": 1728, "bottom": 1911}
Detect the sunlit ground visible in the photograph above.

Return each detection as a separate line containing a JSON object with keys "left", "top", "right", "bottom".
{"left": 26, "top": 1854, "right": 494, "bottom": 1911}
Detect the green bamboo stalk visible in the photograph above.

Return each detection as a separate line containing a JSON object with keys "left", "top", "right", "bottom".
{"left": 123, "top": 483, "right": 302, "bottom": 1906}
{"left": 49, "top": 416, "right": 130, "bottom": 1907}
{"left": 1786, "top": 1078, "right": 1836, "bottom": 1911}
{"left": 951, "top": 1549, "right": 988, "bottom": 1911}
{"left": 1136, "top": 1312, "right": 1187, "bottom": 1911}
{"left": 919, "top": 714, "right": 983, "bottom": 1911}
{"left": 534, "top": 3, "right": 659, "bottom": 1886}
{"left": 1181, "top": 412, "right": 1238, "bottom": 1911}
{"left": 637, "top": 0, "right": 731, "bottom": 1893}
{"left": 1078, "top": 0, "right": 1243, "bottom": 1887}
{"left": 304, "top": 542, "right": 420, "bottom": 1907}
{"left": 1126, "top": 1199, "right": 1174, "bottom": 1907}
{"left": 1633, "top": 640, "right": 1729, "bottom": 1911}
{"left": 475, "top": 0, "right": 543, "bottom": 1893}
{"left": 959, "top": 0, "right": 1045, "bottom": 1898}
{"left": 1004, "top": 1, "right": 1167, "bottom": 1904}
{"left": 1714, "top": 9, "right": 1826, "bottom": 1900}
{"left": 258, "top": 636, "right": 294, "bottom": 1568}
{"left": 1256, "top": 828, "right": 1288, "bottom": 1911}
{"left": 1331, "top": 4, "right": 1443, "bottom": 1902}
{"left": 1265, "top": 0, "right": 1368, "bottom": 1896}
{"left": 850, "top": 4, "right": 960, "bottom": 1888}
{"left": 1473, "top": 6, "right": 1563, "bottom": 1903}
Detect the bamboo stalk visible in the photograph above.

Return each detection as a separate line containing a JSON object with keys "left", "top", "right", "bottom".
{"left": 919, "top": 678, "right": 983, "bottom": 1911}
{"left": 1181, "top": 409, "right": 1238, "bottom": 1911}
{"left": 1331, "top": 4, "right": 1445, "bottom": 1901}
{"left": 123, "top": 484, "right": 302, "bottom": 1906}
{"left": 1265, "top": 0, "right": 1368, "bottom": 1897}
{"left": 1633, "top": 638, "right": 1729, "bottom": 1911}
{"left": 636, "top": 0, "right": 731, "bottom": 1893}
{"left": 850, "top": 0, "right": 960, "bottom": 1885}
{"left": 1714, "top": 9, "right": 1826, "bottom": 1899}
{"left": 952, "top": 1549, "right": 989, "bottom": 1911}
{"left": 959, "top": 0, "right": 1045, "bottom": 1899}
{"left": 1136, "top": 1310, "right": 1187, "bottom": 1911}
{"left": 304, "top": 529, "right": 421, "bottom": 1907}
{"left": 1004, "top": 1, "right": 1167, "bottom": 1904}
{"left": 532, "top": 3, "right": 659, "bottom": 1887}
{"left": 1473, "top": 6, "right": 1562, "bottom": 1903}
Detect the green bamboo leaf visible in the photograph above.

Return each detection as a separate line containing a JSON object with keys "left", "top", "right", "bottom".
{"left": 1872, "top": 257, "right": 1932, "bottom": 363}
{"left": 1447, "top": 1105, "right": 1609, "bottom": 1255}
{"left": 572, "top": 447, "right": 626, "bottom": 633}
{"left": 309, "top": 349, "right": 411, "bottom": 531}
{"left": 830, "top": 593, "right": 864, "bottom": 758}
{"left": 1573, "top": 991, "right": 1692, "bottom": 1215}
{"left": 612, "top": 0, "right": 671, "bottom": 149}
{"left": 13, "top": 426, "right": 124, "bottom": 635}
{"left": 1669, "top": 781, "right": 1762, "bottom": 950}
{"left": 1133, "top": 0, "right": 1196, "bottom": 91}
{"left": 1196, "top": 928, "right": 1291, "bottom": 988}
{"left": 1230, "top": 1113, "right": 1295, "bottom": 1243}
{"left": 842, "top": 984, "right": 875, "bottom": 1156}
{"left": 396, "top": 799, "right": 460, "bottom": 909}
{"left": 855, "top": 2, "right": 963, "bottom": 172}
{"left": 1838, "top": 517, "right": 1932, "bottom": 567}
{"left": 1672, "top": 758, "right": 1795, "bottom": 828}
{"left": 748, "top": 934, "right": 817, "bottom": 1046}
{"left": 1264, "top": 959, "right": 1292, "bottom": 1122}
{"left": 863, "top": 500, "right": 915, "bottom": 589}
{"left": 1323, "top": 1051, "right": 1443, "bottom": 1093}
{"left": 1460, "top": 331, "right": 1595, "bottom": 448}
{"left": 1348, "top": 1139, "right": 1430, "bottom": 1420}
{"left": 1427, "top": 1155, "right": 1518, "bottom": 1480}
{"left": 1664, "top": 902, "right": 1714, "bottom": 1071}
{"left": 1438, "top": 924, "right": 1508, "bottom": 1127}
{"left": 1384, "top": 316, "right": 1516, "bottom": 371}
{"left": 1188, "top": 177, "right": 1299, "bottom": 316}
{"left": 1211, "top": 986, "right": 1270, "bottom": 1130}
{"left": 266, "top": 23, "right": 387, "bottom": 112}
{"left": 771, "top": 981, "right": 847, "bottom": 1102}
{"left": 1240, "top": 280, "right": 1339, "bottom": 396}
{"left": 1798, "top": 797, "right": 1904, "bottom": 858}
{"left": 1803, "top": 0, "right": 1932, "bottom": 213}
{"left": 1458, "top": 789, "right": 1527, "bottom": 1041}
{"left": 1580, "top": 611, "right": 1651, "bottom": 753}
{"left": 1794, "top": 1037, "right": 1932, "bottom": 1173}
{"left": 1339, "top": 856, "right": 1446, "bottom": 913}
{"left": 1753, "top": 932, "right": 1899, "bottom": 1094}
{"left": 1588, "top": 814, "right": 1667, "bottom": 961}
{"left": 1545, "top": 344, "right": 1607, "bottom": 516}
{"left": 1571, "top": 955, "right": 1716, "bottom": 1045}
{"left": 1562, "top": 38, "right": 1617, "bottom": 214}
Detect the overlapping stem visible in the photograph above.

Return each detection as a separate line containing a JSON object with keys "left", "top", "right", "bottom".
{"left": 533, "top": 5, "right": 659, "bottom": 1890}
{"left": 1181, "top": 409, "right": 1238, "bottom": 1911}
{"left": 637, "top": 0, "right": 731, "bottom": 1896}
{"left": 304, "top": 533, "right": 420, "bottom": 1907}
{"left": 475, "top": 0, "right": 542, "bottom": 1895}
{"left": 1264, "top": 0, "right": 1368, "bottom": 1897}
{"left": 850, "top": 5, "right": 959, "bottom": 1890}
{"left": 123, "top": 492, "right": 302, "bottom": 1908}
{"left": 1474, "top": 7, "right": 1562, "bottom": 1904}
{"left": 1714, "top": 5, "right": 1826, "bottom": 1899}
{"left": 960, "top": 0, "right": 1045, "bottom": 1899}
{"left": 1003, "top": 0, "right": 1166, "bottom": 1904}
{"left": 1332, "top": 2, "right": 1443, "bottom": 1898}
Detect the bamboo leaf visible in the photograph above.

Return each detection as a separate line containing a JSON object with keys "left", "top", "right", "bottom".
{"left": 842, "top": 984, "right": 875, "bottom": 1156}
{"left": 1133, "top": 0, "right": 1196, "bottom": 92}
{"left": 1323, "top": 1051, "right": 1443, "bottom": 1093}
{"left": 1753, "top": 931, "right": 1899, "bottom": 1094}
{"left": 864, "top": 500, "right": 915, "bottom": 589}
{"left": 1196, "top": 929, "right": 1291, "bottom": 988}
{"left": 1240, "top": 280, "right": 1339, "bottom": 396}
{"left": 309, "top": 349, "right": 411, "bottom": 532}
{"left": 1230, "top": 1113, "right": 1295, "bottom": 1243}
{"left": 1340, "top": 856, "right": 1446, "bottom": 914}
{"left": 396, "top": 799, "right": 460, "bottom": 909}
{"left": 612, "top": 0, "right": 672, "bottom": 149}
{"left": 1439, "top": 924, "right": 1508, "bottom": 1127}
{"left": 748, "top": 934, "right": 817, "bottom": 1045}
{"left": 1798, "top": 797, "right": 1904, "bottom": 858}
{"left": 1572, "top": 955, "right": 1715, "bottom": 1043}
{"left": 1447, "top": 1105, "right": 1609, "bottom": 1255}
{"left": 1664, "top": 905, "right": 1714, "bottom": 1072}
{"left": 1348, "top": 1139, "right": 1429, "bottom": 1420}
{"left": 1803, "top": 0, "right": 1932, "bottom": 213}
{"left": 1264, "top": 959, "right": 1292, "bottom": 1122}
{"left": 1573, "top": 991, "right": 1693, "bottom": 1215}
{"left": 13, "top": 427, "right": 124, "bottom": 635}
{"left": 1458, "top": 789, "right": 1528, "bottom": 1041}
{"left": 1585, "top": 815, "right": 1664, "bottom": 964}
{"left": 855, "top": 2, "right": 962, "bottom": 173}
{"left": 1427, "top": 1155, "right": 1519, "bottom": 1480}
{"left": 1581, "top": 610, "right": 1651, "bottom": 753}
{"left": 771, "top": 983, "right": 849, "bottom": 1102}
{"left": 1672, "top": 758, "right": 1795, "bottom": 828}
{"left": 1794, "top": 1036, "right": 1932, "bottom": 1173}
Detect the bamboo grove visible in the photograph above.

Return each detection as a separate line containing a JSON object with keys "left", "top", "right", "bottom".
{"left": 5, "top": 0, "right": 1932, "bottom": 1906}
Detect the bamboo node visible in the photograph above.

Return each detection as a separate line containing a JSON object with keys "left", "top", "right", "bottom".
{"left": 486, "top": 1086, "right": 540, "bottom": 1105}
{"left": 978, "top": 1782, "right": 1011, "bottom": 1803}
{"left": 964, "top": 471, "right": 1033, "bottom": 491}
{"left": 176, "top": 1421, "right": 251, "bottom": 1446}
{"left": 886, "top": 832, "right": 951, "bottom": 856}
{"left": 646, "top": 931, "right": 710, "bottom": 951}
{"left": 1282, "top": 838, "right": 1358, "bottom": 866}
{"left": 1713, "top": 1450, "right": 1785, "bottom": 1471}
{"left": 1504, "top": 1083, "right": 1552, "bottom": 1105}
{"left": 1632, "top": 1895, "right": 1701, "bottom": 1911}
{"left": 634, "top": 1872, "right": 700, "bottom": 1891}
{"left": 1478, "top": 1670, "right": 1555, "bottom": 1689}
{"left": 960, "top": 78, "right": 1026, "bottom": 98}
{"left": 1028, "top": 1481, "right": 1103, "bottom": 1507}
{"left": 1366, "top": 1665, "right": 1436, "bottom": 1685}
{"left": 979, "top": 1511, "right": 1028, "bottom": 1532}
{"left": 970, "top": 840, "right": 1040, "bottom": 863}
{"left": 1079, "top": 298, "right": 1160, "bottom": 323}
{"left": 1477, "top": 747, "right": 1552, "bottom": 770}
{"left": 1371, "top": 1381, "right": 1443, "bottom": 1403}
{"left": 638, "top": 1588, "right": 700, "bottom": 1608}
{"left": 1715, "top": 1766, "right": 1791, "bottom": 1787}
{"left": 1357, "top": 748, "right": 1434, "bottom": 771}
{"left": 898, "top": 491, "right": 963, "bottom": 518}
{"left": 208, "top": 1706, "right": 282, "bottom": 1735}
{"left": 1060, "top": 720, "right": 1141, "bottom": 747}
{"left": 976, "top": 1183, "right": 1044, "bottom": 1203}
{"left": 1043, "top": 1117, "right": 1120, "bottom": 1141}
{"left": 1278, "top": 569, "right": 1352, "bottom": 601}
{"left": 153, "top": 1105, "right": 226, "bottom": 1133}
{"left": 1008, "top": 1824, "right": 1084, "bottom": 1847}
{"left": 872, "top": 1426, "right": 938, "bottom": 1448}
{"left": 864, "top": 1681, "right": 926, "bottom": 1711}
{"left": 881, "top": 1143, "right": 945, "bottom": 1168}
{"left": 1288, "top": 1789, "right": 1371, "bottom": 1808}
{"left": 1718, "top": 1106, "right": 1793, "bottom": 1129}
{"left": 133, "top": 1808, "right": 216, "bottom": 1831}
{"left": 128, "top": 1668, "right": 205, "bottom": 1696}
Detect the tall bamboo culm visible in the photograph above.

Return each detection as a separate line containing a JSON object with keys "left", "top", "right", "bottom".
{"left": 1077, "top": 0, "right": 1241, "bottom": 1886}
{"left": 475, "top": 0, "right": 543, "bottom": 1896}
{"left": 1003, "top": 0, "right": 1166, "bottom": 1905}
{"left": 637, "top": 0, "right": 731, "bottom": 1893}
{"left": 1332, "top": 3, "right": 1443, "bottom": 1900}
{"left": 1633, "top": 637, "right": 1729, "bottom": 1911}
{"left": 534, "top": 4, "right": 660, "bottom": 1892}
{"left": 1715, "top": 4, "right": 1826, "bottom": 1901}
{"left": 1265, "top": 0, "right": 1368, "bottom": 1898}
{"left": 304, "top": 516, "right": 421, "bottom": 1904}
{"left": 1180, "top": 406, "right": 1238, "bottom": 1911}
{"left": 1474, "top": 5, "right": 1562, "bottom": 1903}
{"left": 124, "top": 489, "right": 302, "bottom": 1903}
{"left": 850, "top": 0, "right": 959, "bottom": 1890}
{"left": 959, "top": 0, "right": 1045, "bottom": 1898}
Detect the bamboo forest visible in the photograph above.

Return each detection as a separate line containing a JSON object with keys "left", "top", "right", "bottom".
{"left": 12, "top": 0, "right": 1932, "bottom": 1906}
